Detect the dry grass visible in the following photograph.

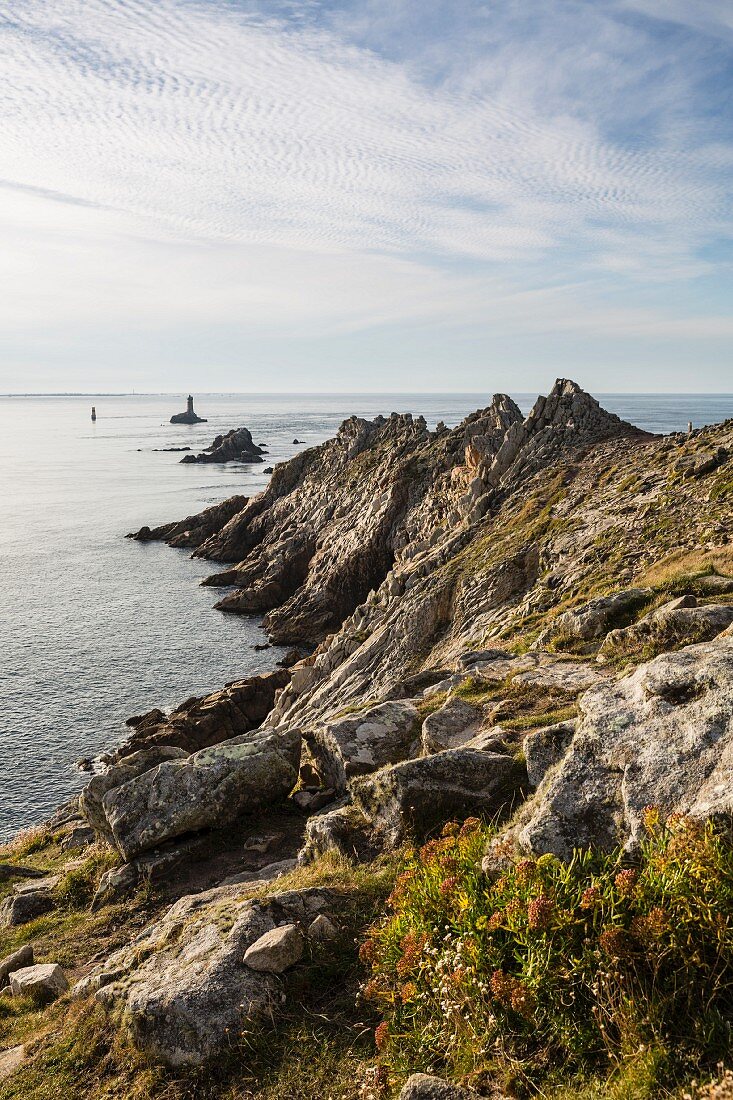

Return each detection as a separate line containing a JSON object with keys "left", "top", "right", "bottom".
{"left": 639, "top": 547, "right": 733, "bottom": 589}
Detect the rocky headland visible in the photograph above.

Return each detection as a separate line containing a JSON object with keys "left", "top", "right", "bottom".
{"left": 2, "top": 379, "right": 733, "bottom": 1100}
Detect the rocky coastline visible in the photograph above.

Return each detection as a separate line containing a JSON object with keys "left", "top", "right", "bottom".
{"left": 2, "top": 379, "right": 733, "bottom": 1099}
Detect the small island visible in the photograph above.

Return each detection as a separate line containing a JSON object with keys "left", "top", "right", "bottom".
{"left": 170, "top": 395, "right": 207, "bottom": 424}
{"left": 180, "top": 426, "right": 265, "bottom": 464}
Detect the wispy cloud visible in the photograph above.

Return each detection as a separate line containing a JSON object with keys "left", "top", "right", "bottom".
{"left": 0, "top": 0, "right": 731, "bottom": 389}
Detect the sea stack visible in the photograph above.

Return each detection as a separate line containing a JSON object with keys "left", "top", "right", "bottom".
{"left": 170, "top": 395, "right": 207, "bottom": 425}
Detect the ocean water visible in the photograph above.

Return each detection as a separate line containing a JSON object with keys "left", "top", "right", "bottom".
{"left": 2, "top": 391, "right": 733, "bottom": 840}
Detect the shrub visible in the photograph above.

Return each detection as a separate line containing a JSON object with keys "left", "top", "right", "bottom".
{"left": 361, "top": 815, "right": 733, "bottom": 1092}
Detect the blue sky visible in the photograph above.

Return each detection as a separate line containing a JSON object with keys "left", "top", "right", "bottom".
{"left": 0, "top": 0, "right": 731, "bottom": 392}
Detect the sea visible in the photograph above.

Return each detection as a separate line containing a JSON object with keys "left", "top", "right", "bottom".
{"left": 2, "top": 391, "right": 733, "bottom": 841}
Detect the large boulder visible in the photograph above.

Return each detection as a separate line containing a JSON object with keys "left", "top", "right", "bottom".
{"left": 77, "top": 885, "right": 332, "bottom": 1066}
{"left": 0, "top": 946, "right": 33, "bottom": 989}
{"left": 304, "top": 701, "right": 421, "bottom": 793}
{"left": 351, "top": 748, "right": 525, "bottom": 849}
{"left": 519, "top": 637, "right": 733, "bottom": 859}
{"left": 600, "top": 600, "right": 733, "bottom": 656}
{"left": 538, "top": 588, "right": 651, "bottom": 645}
{"left": 81, "top": 746, "right": 189, "bottom": 837}
{"left": 99, "top": 726, "right": 301, "bottom": 860}
{"left": 0, "top": 879, "right": 57, "bottom": 928}
{"left": 9, "top": 963, "right": 68, "bottom": 1001}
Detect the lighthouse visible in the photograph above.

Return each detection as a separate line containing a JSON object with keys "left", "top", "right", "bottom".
{"left": 170, "top": 394, "right": 207, "bottom": 424}
{"left": 91, "top": 406, "right": 96, "bottom": 422}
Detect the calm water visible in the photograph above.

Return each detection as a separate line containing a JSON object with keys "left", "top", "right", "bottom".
{"left": 2, "top": 391, "right": 732, "bottom": 839}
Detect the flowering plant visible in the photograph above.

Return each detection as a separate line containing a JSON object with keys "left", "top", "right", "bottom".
{"left": 361, "top": 814, "right": 733, "bottom": 1089}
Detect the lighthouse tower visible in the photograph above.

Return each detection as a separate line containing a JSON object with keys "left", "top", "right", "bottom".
{"left": 186, "top": 395, "right": 194, "bottom": 418}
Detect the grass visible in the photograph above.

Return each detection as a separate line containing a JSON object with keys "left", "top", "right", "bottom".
{"left": 451, "top": 676, "right": 580, "bottom": 736}
{"left": 362, "top": 813, "right": 733, "bottom": 1098}
{"left": 0, "top": 851, "right": 395, "bottom": 1100}
{"left": 639, "top": 549, "right": 733, "bottom": 591}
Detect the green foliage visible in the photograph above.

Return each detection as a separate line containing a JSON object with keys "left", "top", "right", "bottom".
{"left": 362, "top": 815, "right": 733, "bottom": 1095}
{"left": 54, "top": 845, "right": 120, "bottom": 911}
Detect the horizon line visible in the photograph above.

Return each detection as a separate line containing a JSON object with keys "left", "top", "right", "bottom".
{"left": 3, "top": 390, "right": 733, "bottom": 398}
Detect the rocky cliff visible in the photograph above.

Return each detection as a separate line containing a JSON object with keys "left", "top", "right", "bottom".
{"left": 3, "top": 380, "right": 733, "bottom": 1099}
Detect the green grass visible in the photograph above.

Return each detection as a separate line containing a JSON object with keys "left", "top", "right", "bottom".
{"left": 0, "top": 852, "right": 395, "bottom": 1100}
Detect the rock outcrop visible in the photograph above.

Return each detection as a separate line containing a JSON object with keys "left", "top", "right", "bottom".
{"left": 350, "top": 747, "right": 525, "bottom": 849}
{"left": 303, "top": 700, "right": 421, "bottom": 793}
{"left": 90, "top": 726, "right": 300, "bottom": 860}
{"left": 180, "top": 427, "right": 264, "bottom": 465}
{"left": 114, "top": 669, "right": 289, "bottom": 760}
{"left": 599, "top": 598, "right": 733, "bottom": 656}
{"left": 518, "top": 636, "right": 733, "bottom": 859}
{"left": 9, "top": 963, "right": 68, "bottom": 1001}
{"left": 76, "top": 885, "right": 334, "bottom": 1066}
{"left": 54, "top": 382, "right": 733, "bottom": 1083}
{"left": 127, "top": 495, "right": 247, "bottom": 550}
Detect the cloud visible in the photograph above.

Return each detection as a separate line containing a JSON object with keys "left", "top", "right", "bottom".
{"left": 0, "top": 0, "right": 731, "bottom": 388}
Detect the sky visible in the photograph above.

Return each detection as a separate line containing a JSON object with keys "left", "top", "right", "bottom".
{"left": 0, "top": 0, "right": 732, "bottom": 393}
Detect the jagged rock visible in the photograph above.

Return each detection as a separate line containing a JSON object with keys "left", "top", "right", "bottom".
{"left": 291, "top": 787, "right": 335, "bottom": 813}
{"left": 180, "top": 427, "right": 264, "bottom": 465}
{"left": 112, "top": 669, "right": 290, "bottom": 760}
{"left": 78, "top": 886, "right": 331, "bottom": 1066}
{"left": 600, "top": 601, "right": 733, "bottom": 656}
{"left": 127, "top": 495, "right": 247, "bottom": 549}
{"left": 0, "top": 946, "right": 33, "bottom": 989}
{"left": 538, "top": 588, "right": 651, "bottom": 646}
{"left": 304, "top": 701, "right": 421, "bottom": 793}
{"left": 61, "top": 825, "right": 95, "bottom": 851}
{"left": 9, "top": 963, "right": 68, "bottom": 1000}
{"left": 351, "top": 748, "right": 525, "bottom": 849}
{"left": 686, "top": 447, "right": 728, "bottom": 478}
{"left": 243, "top": 923, "right": 304, "bottom": 972}
{"left": 421, "top": 697, "right": 482, "bottom": 753}
{"left": 300, "top": 802, "right": 372, "bottom": 862}
{"left": 98, "top": 726, "right": 301, "bottom": 860}
{"left": 399, "top": 1074, "right": 483, "bottom": 1099}
{"left": 92, "top": 863, "right": 140, "bottom": 909}
{"left": 523, "top": 720, "right": 576, "bottom": 788}
{"left": 519, "top": 637, "right": 733, "bottom": 859}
